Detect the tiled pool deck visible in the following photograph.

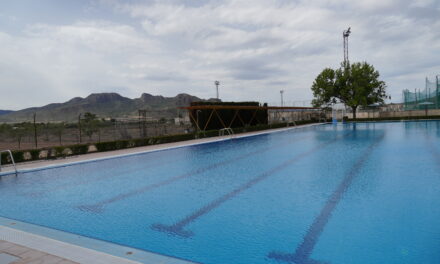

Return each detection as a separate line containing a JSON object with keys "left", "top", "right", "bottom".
{"left": 0, "top": 124, "right": 321, "bottom": 264}
{"left": 1, "top": 239, "right": 79, "bottom": 264}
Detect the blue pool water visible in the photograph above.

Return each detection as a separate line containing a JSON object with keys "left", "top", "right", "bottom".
{"left": 1, "top": 121, "right": 440, "bottom": 264}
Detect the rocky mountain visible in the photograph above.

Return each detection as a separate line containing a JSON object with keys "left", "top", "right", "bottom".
{"left": 0, "top": 93, "right": 218, "bottom": 123}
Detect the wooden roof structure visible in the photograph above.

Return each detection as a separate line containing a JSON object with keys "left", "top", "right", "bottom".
{"left": 178, "top": 105, "right": 322, "bottom": 131}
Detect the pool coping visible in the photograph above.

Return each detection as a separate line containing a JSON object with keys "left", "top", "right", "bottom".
{"left": 0, "top": 217, "right": 196, "bottom": 264}
{"left": 0, "top": 123, "right": 324, "bottom": 263}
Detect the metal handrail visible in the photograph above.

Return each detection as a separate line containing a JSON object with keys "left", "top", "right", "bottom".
{"left": 0, "top": 150, "right": 18, "bottom": 176}
{"left": 219, "top": 128, "right": 234, "bottom": 137}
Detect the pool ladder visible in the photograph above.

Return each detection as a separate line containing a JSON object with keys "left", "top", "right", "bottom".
{"left": 219, "top": 128, "right": 234, "bottom": 137}
{"left": 0, "top": 150, "right": 18, "bottom": 176}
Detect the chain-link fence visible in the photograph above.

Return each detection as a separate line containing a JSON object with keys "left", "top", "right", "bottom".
{"left": 0, "top": 119, "right": 193, "bottom": 151}
{"left": 403, "top": 76, "right": 440, "bottom": 110}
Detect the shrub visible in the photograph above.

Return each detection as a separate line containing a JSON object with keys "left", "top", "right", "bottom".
{"left": 1, "top": 152, "right": 8, "bottom": 164}
{"left": 53, "top": 146, "right": 65, "bottom": 157}
{"left": 95, "top": 140, "right": 130, "bottom": 152}
{"left": 69, "top": 144, "right": 89, "bottom": 155}
{"left": 11, "top": 151, "right": 24, "bottom": 163}
{"left": 29, "top": 149, "right": 40, "bottom": 160}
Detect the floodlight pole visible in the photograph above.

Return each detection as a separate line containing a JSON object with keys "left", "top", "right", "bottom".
{"left": 436, "top": 75, "right": 439, "bottom": 109}
{"left": 280, "top": 90, "right": 284, "bottom": 107}
{"left": 215, "top": 80, "right": 220, "bottom": 99}
{"left": 343, "top": 27, "right": 351, "bottom": 65}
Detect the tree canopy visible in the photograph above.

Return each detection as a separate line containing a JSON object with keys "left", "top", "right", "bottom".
{"left": 311, "top": 62, "right": 387, "bottom": 119}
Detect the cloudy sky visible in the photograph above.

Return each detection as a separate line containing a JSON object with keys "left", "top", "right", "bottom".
{"left": 0, "top": 0, "right": 439, "bottom": 110}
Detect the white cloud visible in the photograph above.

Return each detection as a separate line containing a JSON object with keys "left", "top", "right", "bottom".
{"left": 0, "top": 0, "right": 439, "bottom": 109}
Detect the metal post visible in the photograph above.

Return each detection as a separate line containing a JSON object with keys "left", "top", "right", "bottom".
{"left": 78, "top": 113, "right": 82, "bottom": 143}
{"left": 280, "top": 90, "right": 284, "bottom": 107}
{"left": 33, "top": 113, "right": 37, "bottom": 148}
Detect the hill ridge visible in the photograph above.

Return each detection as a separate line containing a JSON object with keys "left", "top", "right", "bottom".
{"left": 0, "top": 92, "right": 218, "bottom": 123}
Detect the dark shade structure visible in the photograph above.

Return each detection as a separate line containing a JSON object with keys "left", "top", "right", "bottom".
{"left": 181, "top": 102, "right": 319, "bottom": 131}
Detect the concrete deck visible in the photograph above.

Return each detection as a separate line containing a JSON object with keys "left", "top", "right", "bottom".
{"left": 0, "top": 226, "right": 140, "bottom": 264}
{"left": 0, "top": 240, "right": 78, "bottom": 264}
{"left": 0, "top": 124, "right": 321, "bottom": 263}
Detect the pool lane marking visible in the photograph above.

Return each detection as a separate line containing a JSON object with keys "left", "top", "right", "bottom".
{"left": 19, "top": 125, "right": 321, "bottom": 198}
{"left": 22, "top": 141, "right": 243, "bottom": 198}
{"left": 267, "top": 133, "right": 384, "bottom": 264}
{"left": 76, "top": 133, "right": 314, "bottom": 213}
{"left": 151, "top": 133, "right": 351, "bottom": 238}
{"left": 23, "top": 152, "right": 193, "bottom": 198}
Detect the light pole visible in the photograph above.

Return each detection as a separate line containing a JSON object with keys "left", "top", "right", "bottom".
{"left": 436, "top": 75, "right": 439, "bottom": 109}
{"left": 280, "top": 90, "right": 284, "bottom": 107}
{"left": 215, "top": 80, "right": 220, "bottom": 99}
{"left": 343, "top": 27, "right": 351, "bottom": 65}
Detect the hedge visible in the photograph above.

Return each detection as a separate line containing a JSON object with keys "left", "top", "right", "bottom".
{"left": 70, "top": 144, "right": 89, "bottom": 155}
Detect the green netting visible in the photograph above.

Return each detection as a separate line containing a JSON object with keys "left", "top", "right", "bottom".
{"left": 403, "top": 77, "right": 440, "bottom": 110}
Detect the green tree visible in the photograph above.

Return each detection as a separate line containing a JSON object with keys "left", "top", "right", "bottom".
{"left": 51, "top": 122, "right": 66, "bottom": 145}
{"left": 82, "top": 112, "right": 99, "bottom": 140}
{"left": 10, "top": 123, "right": 31, "bottom": 149}
{"left": 311, "top": 62, "right": 387, "bottom": 119}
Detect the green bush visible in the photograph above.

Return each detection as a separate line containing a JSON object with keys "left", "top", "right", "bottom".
{"left": 53, "top": 146, "right": 65, "bottom": 157}
{"left": 1, "top": 152, "right": 8, "bottom": 164}
{"left": 69, "top": 144, "right": 89, "bottom": 155}
{"left": 95, "top": 140, "right": 130, "bottom": 152}
{"left": 29, "top": 149, "right": 40, "bottom": 160}
{"left": 12, "top": 151, "right": 24, "bottom": 163}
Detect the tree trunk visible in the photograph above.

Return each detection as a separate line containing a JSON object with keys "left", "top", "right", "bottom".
{"left": 352, "top": 106, "right": 357, "bottom": 120}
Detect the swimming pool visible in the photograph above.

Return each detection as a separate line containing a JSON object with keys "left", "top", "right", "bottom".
{"left": 1, "top": 121, "right": 439, "bottom": 264}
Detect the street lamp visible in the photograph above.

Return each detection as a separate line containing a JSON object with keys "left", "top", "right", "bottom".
{"left": 214, "top": 80, "right": 220, "bottom": 99}
{"left": 280, "top": 90, "right": 284, "bottom": 107}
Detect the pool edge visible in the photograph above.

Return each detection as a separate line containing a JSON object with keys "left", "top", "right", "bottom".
{"left": 0, "top": 216, "right": 198, "bottom": 264}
